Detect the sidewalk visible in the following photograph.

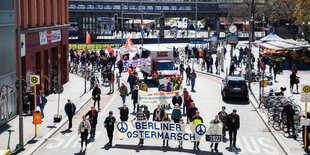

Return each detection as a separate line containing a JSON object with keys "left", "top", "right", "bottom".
{"left": 0, "top": 74, "right": 92, "bottom": 154}
{"left": 189, "top": 41, "right": 309, "bottom": 154}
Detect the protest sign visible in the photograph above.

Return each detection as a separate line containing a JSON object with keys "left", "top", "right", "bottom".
{"left": 115, "top": 121, "right": 222, "bottom": 142}
{"left": 138, "top": 90, "right": 183, "bottom": 105}
{"left": 123, "top": 59, "right": 140, "bottom": 68}
{"left": 159, "top": 78, "right": 168, "bottom": 85}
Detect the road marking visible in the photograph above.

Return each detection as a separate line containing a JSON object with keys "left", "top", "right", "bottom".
{"left": 63, "top": 133, "right": 78, "bottom": 148}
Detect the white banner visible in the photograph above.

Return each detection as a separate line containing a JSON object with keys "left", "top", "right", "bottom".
{"left": 138, "top": 90, "right": 183, "bottom": 105}
{"left": 115, "top": 121, "right": 222, "bottom": 142}
{"left": 40, "top": 30, "right": 61, "bottom": 45}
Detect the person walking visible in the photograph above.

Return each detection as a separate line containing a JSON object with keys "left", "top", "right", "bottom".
{"left": 273, "top": 65, "right": 278, "bottom": 82}
{"left": 120, "top": 104, "right": 129, "bottom": 121}
{"left": 92, "top": 84, "right": 101, "bottom": 111}
{"left": 191, "top": 111, "right": 203, "bottom": 150}
{"left": 172, "top": 92, "right": 182, "bottom": 108}
{"left": 229, "top": 61, "right": 235, "bottom": 75}
{"left": 183, "top": 88, "right": 189, "bottom": 115}
{"left": 65, "top": 99, "right": 76, "bottom": 130}
{"left": 78, "top": 115, "right": 91, "bottom": 152}
{"left": 143, "top": 106, "right": 150, "bottom": 120}
{"left": 187, "top": 102, "right": 197, "bottom": 123}
{"left": 171, "top": 104, "right": 182, "bottom": 123}
{"left": 210, "top": 115, "right": 222, "bottom": 152}
{"left": 179, "top": 63, "right": 185, "bottom": 79}
{"left": 85, "top": 106, "right": 98, "bottom": 138}
{"left": 162, "top": 113, "right": 171, "bottom": 147}
{"left": 291, "top": 64, "right": 298, "bottom": 73}
{"left": 132, "top": 85, "right": 139, "bottom": 113}
{"left": 119, "top": 83, "right": 128, "bottom": 104}
{"left": 215, "top": 58, "right": 219, "bottom": 74}
{"left": 133, "top": 109, "right": 147, "bottom": 146}
{"left": 185, "top": 66, "right": 191, "bottom": 85}
{"left": 282, "top": 100, "right": 296, "bottom": 137}
{"left": 37, "top": 91, "right": 47, "bottom": 118}
{"left": 178, "top": 118, "right": 185, "bottom": 148}
{"left": 209, "top": 56, "right": 214, "bottom": 73}
{"left": 117, "top": 59, "right": 124, "bottom": 77}
{"left": 218, "top": 106, "right": 227, "bottom": 140}
{"left": 127, "top": 72, "right": 136, "bottom": 93}
{"left": 290, "top": 71, "right": 299, "bottom": 93}
{"left": 226, "top": 109, "right": 240, "bottom": 149}
{"left": 104, "top": 110, "right": 116, "bottom": 146}
{"left": 153, "top": 104, "right": 165, "bottom": 122}
{"left": 157, "top": 72, "right": 164, "bottom": 91}
{"left": 108, "top": 70, "right": 115, "bottom": 93}
{"left": 190, "top": 69, "right": 197, "bottom": 92}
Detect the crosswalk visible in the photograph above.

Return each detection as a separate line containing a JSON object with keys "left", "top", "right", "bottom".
{"left": 44, "top": 132, "right": 280, "bottom": 154}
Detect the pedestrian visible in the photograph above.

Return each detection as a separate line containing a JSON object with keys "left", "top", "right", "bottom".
{"left": 273, "top": 65, "right": 278, "bottom": 82}
{"left": 162, "top": 113, "right": 171, "bottom": 147}
{"left": 185, "top": 66, "right": 191, "bottom": 85}
{"left": 209, "top": 56, "right": 214, "bottom": 73}
{"left": 290, "top": 71, "right": 299, "bottom": 92}
{"left": 190, "top": 69, "right": 197, "bottom": 92}
{"left": 179, "top": 63, "right": 185, "bottom": 79}
{"left": 187, "top": 102, "right": 198, "bottom": 123}
{"left": 78, "top": 115, "right": 90, "bottom": 152}
{"left": 127, "top": 72, "right": 136, "bottom": 93}
{"left": 139, "top": 81, "right": 148, "bottom": 92}
{"left": 291, "top": 64, "right": 298, "bottom": 73}
{"left": 210, "top": 115, "right": 221, "bottom": 152}
{"left": 117, "top": 59, "right": 124, "bottom": 77}
{"left": 226, "top": 109, "right": 240, "bottom": 149}
{"left": 191, "top": 111, "right": 203, "bottom": 150}
{"left": 178, "top": 118, "right": 185, "bottom": 148}
{"left": 153, "top": 104, "right": 165, "bottom": 122}
{"left": 120, "top": 104, "right": 129, "bottom": 121}
{"left": 171, "top": 104, "right": 182, "bottom": 123}
{"left": 218, "top": 106, "right": 227, "bottom": 140}
{"left": 229, "top": 61, "right": 235, "bottom": 75}
{"left": 172, "top": 91, "right": 182, "bottom": 108}
{"left": 119, "top": 83, "right": 128, "bottom": 104}
{"left": 104, "top": 110, "right": 116, "bottom": 146}
{"left": 282, "top": 100, "right": 296, "bottom": 137}
{"left": 85, "top": 106, "right": 98, "bottom": 138}
{"left": 215, "top": 58, "right": 219, "bottom": 74}
{"left": 133, "top": 109, "right": 147, "bottom": 146}
{"left": 108, "top": 70, "right": 115, "bottom": 93}
{"left": 132, "top": 85, "right": 139, "bottom": 112}
{"left": 143, "top": 106, "right": 150, "bottom": 120}
{"left": 174, "top": 80, "right": 183, "bottom": 91}
{"left": 157, "top": 72, "right": 164, "bottom": 91}
{"left": 92, "top": 84, "right": 101, "bottom": 111}
{"left": 36, "top": 90, "right": 47, "bottom": 118}
{"left": 183, "top": 88, "right": 189, "bottom": 115}
{"left": 165, "top": 78, "right": 173, "bottom": 92}
{"left": 64, "top": 99, "right": 76, "bottom": 130}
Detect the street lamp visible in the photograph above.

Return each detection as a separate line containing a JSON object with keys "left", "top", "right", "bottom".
{"left": 247, "top": 0, "right": 254, "bottom": 88}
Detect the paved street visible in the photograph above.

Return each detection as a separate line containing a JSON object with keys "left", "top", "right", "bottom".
{"left": 32, "top": 69, "right": 285, "bottom": 155}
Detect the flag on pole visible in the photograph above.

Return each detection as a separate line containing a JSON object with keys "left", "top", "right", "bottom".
{"left": 86, "top": 31, "right": 91, "bottom": 44}
{"left": 125, "top": 37, "right": 134, "bottom": 48}
{"left": 105, "top": 45, "right": 115, "bottom": 54}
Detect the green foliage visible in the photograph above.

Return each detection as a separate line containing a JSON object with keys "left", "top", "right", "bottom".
{"left": 69, "top": 44, "right": 121, "bottom": 50}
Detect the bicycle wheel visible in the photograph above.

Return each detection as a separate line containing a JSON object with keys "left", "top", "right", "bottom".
{"left": 273, "top": 114, "right": 282, "bottom": 131}
{"left": 293, "top": 104, "right": 302, "bottom": 115}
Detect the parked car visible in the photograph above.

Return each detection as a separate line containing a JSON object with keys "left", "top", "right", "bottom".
{"left": 221, "top": 76, "right": 249, "bottom": 100}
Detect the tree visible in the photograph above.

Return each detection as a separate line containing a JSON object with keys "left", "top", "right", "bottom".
{"left": 294, "top": 0, "right": 310, "bottom": 41}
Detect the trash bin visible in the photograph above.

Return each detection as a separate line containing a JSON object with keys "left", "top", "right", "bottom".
{"left": 33, "top": 110, "right": 42, "bottom": 124}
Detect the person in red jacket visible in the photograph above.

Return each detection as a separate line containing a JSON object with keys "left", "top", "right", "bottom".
{"left": 183, "top": 88, "right": 189, "bottom": 115}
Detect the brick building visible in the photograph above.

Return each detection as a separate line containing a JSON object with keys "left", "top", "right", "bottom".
{"left": 17, "top": 0, "right": 70, "bottom": 94}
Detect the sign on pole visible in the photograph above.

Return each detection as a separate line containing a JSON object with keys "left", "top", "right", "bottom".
{"left": 30, "top": 75, "right": 40, "bottom": 85}
{"left": 247, "top": 49, "right": 252, "bottom": 54}
{"left": 301, "top": 85, "right": 310, "bottom": 102}
{"left": 140, "top": 24, "right": 145, "bottom": 30}
{"left": 260, "top": 65, "right": 266, "bottom": 71}
{"left": 141, "top": 30, "right": 145, "bottom": 35}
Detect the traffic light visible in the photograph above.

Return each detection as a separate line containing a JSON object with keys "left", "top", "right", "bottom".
{"left": 114, "top": 14, "right": 118, "bottom": 22}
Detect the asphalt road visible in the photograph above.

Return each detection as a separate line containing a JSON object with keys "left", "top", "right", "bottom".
{"left": 33, "top": 70, "right": 285, "bottom": 155}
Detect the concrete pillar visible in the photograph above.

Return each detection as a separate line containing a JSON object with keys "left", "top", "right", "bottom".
{"left": 28, "top": 0, "right": 36, "bottom": 27}
{"left": 64, "top": 0, "right": 69, "bottom": 24}
{"left": 37, "top": 0, "right": 43, "bottom": 26}
{"left": 44, "top": 0, "right": 51, "bottom": 26}
{"left": 21, "top": 0, "right": 28, "bottom": 28}
{"left": 51, "top": 0, "right": 57, "bottom": 25}
{"left": 160, "top": 13, "right": 165, "bottom": 38}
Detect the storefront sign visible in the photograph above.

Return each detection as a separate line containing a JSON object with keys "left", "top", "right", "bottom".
{"left": 138, "top": 90, "right": 183, "bottom": 105}
{"left": 39, "top": 30, "right": 61, "bottom": 45}
{"left": 115, "top": 121, "right": 222, "bottom": 142}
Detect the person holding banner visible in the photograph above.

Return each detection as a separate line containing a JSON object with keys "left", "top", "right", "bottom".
{"left": 133, "top": 109, "right": 147, "bottom": 146}
{"left": 153, "top": 105, "right": 165, "bottom": 122}
{"left": 178, "top": 118, "right": 185, "bottom": 148}
{"left": 210, "top": 115, "right": 222, "bottom": 152}
{"left": 104, "top": 110, "right": 116, "bottom": 146}
{"left": 172, "top": 92, "right": 183, "bottom": 108}
{"left": 162, "top": 113, "right": 171, "bottom": 147}
{"left": 171, "top": 104, "right": 182, "bottom": 123}
{"left": 191, "top": 111, "right": 203, "bottom": 150}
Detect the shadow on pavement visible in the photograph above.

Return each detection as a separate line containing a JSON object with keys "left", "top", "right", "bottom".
{"left": 102, "top": 142, "right": 112, "bottom": 150}
{"left": 74, "top": 149, "right": 86, "bottom": 155}
{"left": 112, "top": 144, "right": 223, "bottom": 155}
{"left": 222, "top": 98, "right": 249, "bottom": 105}
{"left": 225, "top": 146, "right": 242, "bottom": 154}
{"left": 60, "top": 129, "right": 72, "bottom": 134}
{"left": 0, "top": 123, "right": 11, "bottom": 134}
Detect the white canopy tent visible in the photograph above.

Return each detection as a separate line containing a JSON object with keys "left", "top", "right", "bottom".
{"left": 260, "top": 32, "right": 284, "bottom": 42}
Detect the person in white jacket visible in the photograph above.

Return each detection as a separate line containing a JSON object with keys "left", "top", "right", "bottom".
{"left": 78, "top": 115, "right": 91, "bottom": 152}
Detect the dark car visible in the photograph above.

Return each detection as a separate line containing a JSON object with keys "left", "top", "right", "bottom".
{"left": 221, "top": 76, "right": 249, "bottom": 100}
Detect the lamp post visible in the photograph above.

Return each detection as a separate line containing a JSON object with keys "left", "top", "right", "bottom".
{"left": 247, "top": 0, "right": 253, "bottom": 88}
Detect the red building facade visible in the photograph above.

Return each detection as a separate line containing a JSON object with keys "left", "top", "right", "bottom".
{"left": 17, "top": 0, "right": 70, "bottom": 94}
